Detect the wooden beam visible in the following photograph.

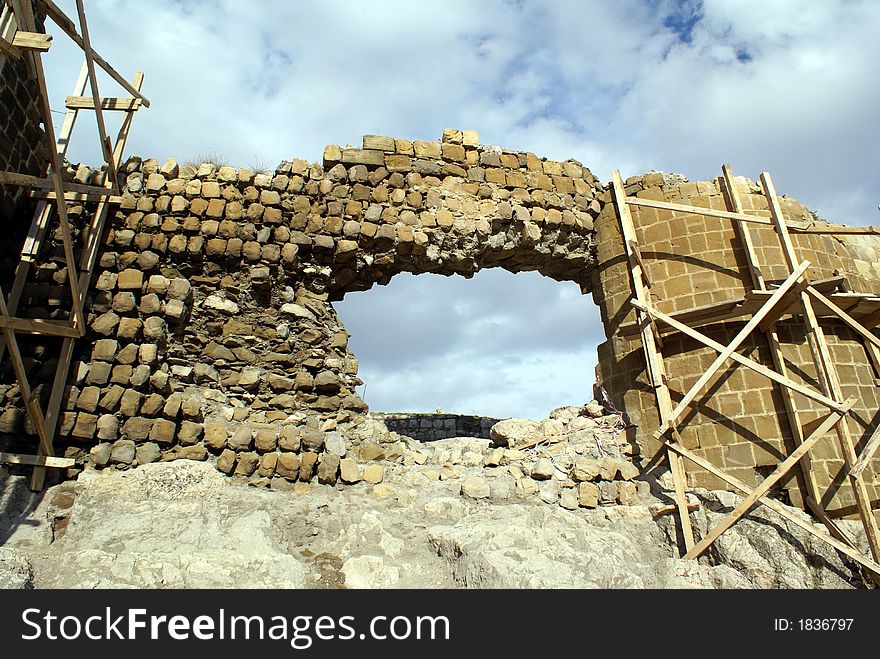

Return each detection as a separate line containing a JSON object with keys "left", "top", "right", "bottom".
{"left": 757, "top": 280, "right": 810, "bottom": 331}
{"left": 827, "top": 498, "right": 880, "bottom": 520}
{"left": 30, "top": 69, "right": 146, "bottom": 493}
{"left": 74, "top": 0, "right": 118, "bottom": 194}
{"left": 57, "top": 61, "right": 90, "bottom": 157}
{"left": 0, "top": 452, "right": 74, "bottom": 468}
{"left": 792, "top": 225, "right": 880, "bottom": 236}
{"left": 721, "top": 164, "right": 765, "bottom": 289}
{"left": 805, "top": 285, "right": 880, "bottom": 353}
{"left": 29, "top": 189, "right": 124, "bottom": 203}
{"left": 628, "top": 240, "right": 651, "bottom": 288}
{"left": 850, "top": 423, "right": 880, "bottom": 479}
{"left": 11, "top": 30, "right": 51, "bottom": 51}
{"left": 653, "top": 260, "right": 811, "bottom": 438}
{"left": 613, "top": 170, "right": 695, "bottom": 552}
{"left": 0, "top": 35, "right": 21, "bottom": 59}
{"left": 0, "top": 288, "right": 54, "bottom": 459}
{"left": 12, "top": 0, "right": 85, "bottom": 333}
{"left": 39, "top": 0, "right": 151, "bottom": 107}
{"left": 761, "top": 170, "right": 880, "bottom": 563}
{"left": 721, "top": 164, "right": 823, "bottom": 504}
{"left": 625, "top": 196, "right": 810, "bottom": 230}
{"left": 666, "top": 440, "right": 880, "bottom": 577}
{"left": 0, "top": 170, "right": 115, "bottom": 196}
{"left": 65, "top": 95, "right": 141, "bottom": 111}
{"left": 683, "top": 399, "right": 855, "bottom": 560}
{"left": 632, "top": 299, "right": 846, "bottom": 413}
{"left": 853, "top": 306, "right": 880, "bottom": 330}
{"left": 0, "top": 316, "right": 81, "bottom": 337}
{"left": 0, "top": 62, "right": 88, "bottom": 367}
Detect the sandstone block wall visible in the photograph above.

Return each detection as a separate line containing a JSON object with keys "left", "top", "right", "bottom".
{"left": 592, "top": 172, "right": 880, "bottom": 514}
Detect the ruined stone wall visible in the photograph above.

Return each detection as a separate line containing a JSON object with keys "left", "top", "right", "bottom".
{"left": 1, "top": 93, "right": 877, "bottom": 514}
{"left": 369, "top": 412, "right": 501, "bottom": 442}
{"left": 592, "top": 173, "right": 880, "bottom": 514}
{"left": 0, "top": 129, "right": 600, "bottom": 490}
{"left": 0, "top": 3, "right": 48, "bottom": 225}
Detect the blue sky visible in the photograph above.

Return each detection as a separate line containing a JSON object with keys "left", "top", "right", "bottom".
{"left": 40, "top": 0, "right": 880, "bottom": 418}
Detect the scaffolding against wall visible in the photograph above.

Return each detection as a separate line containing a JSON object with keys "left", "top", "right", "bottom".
{"left": 0, "top": 0, "right": 148, "bottom": 490}
{"left": 611, "top": 165, "right": 880, "bottom": 584}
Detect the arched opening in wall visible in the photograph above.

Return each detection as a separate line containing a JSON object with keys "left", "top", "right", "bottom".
{"left": 334, "top": 269, "right": 603, "bottom": 441}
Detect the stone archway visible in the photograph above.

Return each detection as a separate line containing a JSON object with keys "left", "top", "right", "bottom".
{"left": 0, "top": 129, "right": 604, "bottom": 485}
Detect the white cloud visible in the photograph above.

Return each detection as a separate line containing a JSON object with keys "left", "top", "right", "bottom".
{"left": 37, "top": 0, "right": 880, "bottom": 418}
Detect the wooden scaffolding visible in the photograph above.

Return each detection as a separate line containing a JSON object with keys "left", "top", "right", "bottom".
{"left": 611, "top": 165, "right": 880, "bottom": 584}
{"left": 0, "top": 0, "right": 148, "bottom": 490}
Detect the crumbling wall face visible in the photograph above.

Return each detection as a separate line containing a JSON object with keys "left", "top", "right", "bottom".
{"left": 0, "top": 130, "right": 600, "bottom": 487}
{"left": 592, "top": 173, "right": 880, "bottom": 514}
{"left": 0, "top": 7, "right": 48, "bottom": 225}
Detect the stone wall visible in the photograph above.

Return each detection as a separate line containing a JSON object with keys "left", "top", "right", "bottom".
{"left": 0, "top": 129, "right": 601, "bottom": 490}
{"left": 369, "top": 412, "right": 501, "bottom": 442}
{"left": 0, "top": 2, "right": 48, "bottom": 226}
{"left": 592, "top": 172, "right": 880, "bottom": 514}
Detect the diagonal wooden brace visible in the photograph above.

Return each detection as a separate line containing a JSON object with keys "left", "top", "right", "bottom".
{"left": 666, "top": 438, "right": 880, "bottom": 578}
{"left": 654, "top": 259, "right": 812, "bottom": 439}
{"left": 683, "top": 397, "right": 856, "bottom": 560}
{"left": 631, "top": 299, "right": 846, "bottom": 414}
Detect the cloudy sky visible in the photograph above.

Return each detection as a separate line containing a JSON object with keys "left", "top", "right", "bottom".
{"left": 40, "top": 0, "right": 880, "bottom": 419}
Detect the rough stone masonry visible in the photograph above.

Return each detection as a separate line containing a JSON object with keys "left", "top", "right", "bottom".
{"left": 0, "top": 126, "right": 878, "bottom": 520}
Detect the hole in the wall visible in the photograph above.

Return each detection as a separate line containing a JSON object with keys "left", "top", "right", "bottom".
{"left": 334, "top": 269, "right": 604, "bottom": 432}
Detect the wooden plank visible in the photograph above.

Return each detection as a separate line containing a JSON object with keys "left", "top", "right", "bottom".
{"left": 0, "top": 315, "right": 81, "bottom": 337}
{"left": 0, "top": 288, "right": 53, "bottom": 459}
{"left": 0, "top": 34, "right": 21, "bottom": 58}
{"left": 65, "top": 95, "right": 141, "bottom": 111}
{"left": 762, "top": 170, "right": 880, "bottom": 563}
{"left": 666, "top": 440, "right": 880, "bottom": 577}
{"left": 854, "top": 306, "right": 880, "bottom": 330}
{"left": 721, "top": 163, "right": 821, "bottom": 501}
{"left": 653, "top": 260, "right": 811, "bottom": 438}
{"left": 12, "top": 0, "right": 85, "bottom": 333}
{"left": 632, "top": 299, "right": 846, "bottom": 413}
{"left": 612, "top": 170, "right": 695, "bottom": 552}
{"left": 757, "top": 280, "right": 810, "bottom": 331}
{"left": 619, "top": 296, "right": 751, "bottom": 337}
{"left": 806, "top": 285, "right": 880, "bottom": 353}
{"left": 827, "top": 498, "right": 880, "bottom": 520}
{"left": 11, "top": 30, "right": 51, "bottom": 51}
{"left": 722, "top": 164, "right": 765, "bottom": 289}
{"left": 792, "top": 225, "right": 880, "bottom": 236}
{"left": 40, "top": 0, "right": 151, "bottom": 107}
{"left": 0, "top": 170, "right": 115, "bottom": 196}
{"left": 683, "top": 399, "right": 855, "bottom": 560}
{"left": 804, "top": 495, "right": 880, "bottom": 587}
{"left": 0, "top": 452, "right": 74, "bottom": 468}
{"left": 29, "top": 189, "right": 124, "bottom": 203}
{"left": 74, "top": 0, "right": 118, "bottom": 194}
{"left": 0, "top": 62, "right": 88, "bottom": 366}
{"left": 850, "top": 423, "right": 880, "bottom": 479}
{"left": 626, "top": 196, "right": 809, "bottom": 230}
{"left": 31, "top": 69, "right": 145, "bottom": 493}
{"left": 56, "top": 60, "right": 90, "bottom": 157}
{"left": 628, "top": 240, "right": 651, "bottom": 288}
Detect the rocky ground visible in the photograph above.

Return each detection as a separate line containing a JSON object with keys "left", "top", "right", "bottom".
{"left": 0, "top": 405, "right": 872, "bottom": 589}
